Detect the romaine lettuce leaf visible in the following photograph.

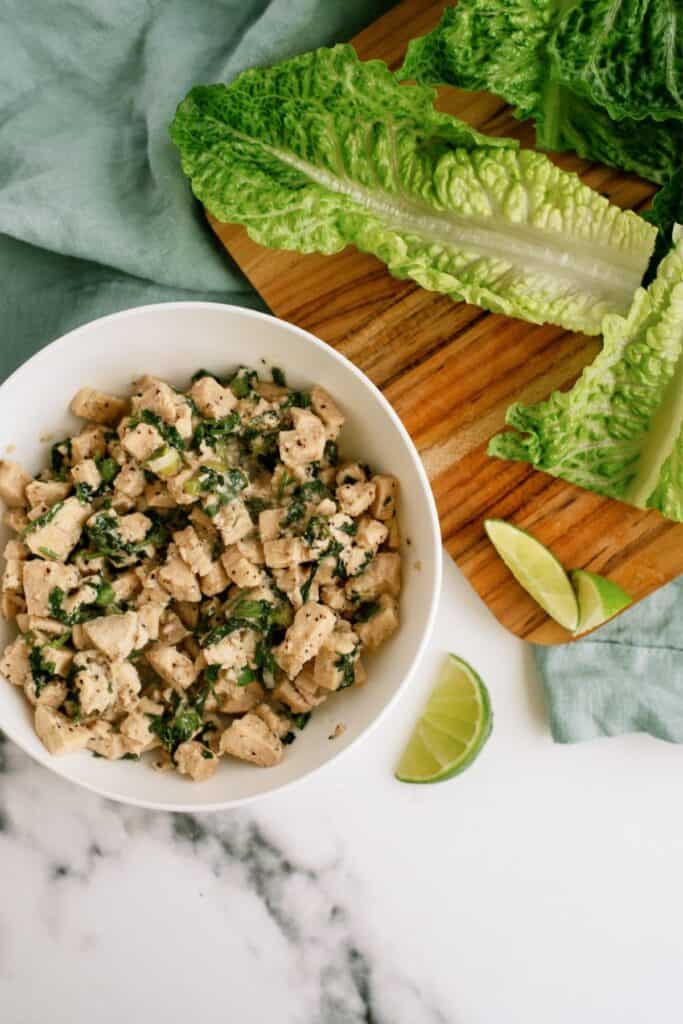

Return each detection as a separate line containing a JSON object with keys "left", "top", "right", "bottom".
{"left": 401, "top": 1, "right": 683, "bottom": 184}
{"left": 171, "top": 45, "right": 655, "bottom": 335}
{"left": 551, "top": 0, "right": 683, "bottom": 125}
{"left": 489, "top": 226, "right": 683, "bottom": 520}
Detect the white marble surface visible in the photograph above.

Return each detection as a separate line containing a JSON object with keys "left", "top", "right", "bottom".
{"left": 2, "top": 553, "right": 683, "bottom": 1023}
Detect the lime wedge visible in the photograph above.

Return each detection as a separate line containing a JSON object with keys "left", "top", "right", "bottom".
{"left": 395, "top": 654, "right": 492, "bottom": 783}
{"left": 484, "top": 519, "right": 579, "bottom": 631}
{"left": 571, "top": 569, "right": 632, "bottom": 633}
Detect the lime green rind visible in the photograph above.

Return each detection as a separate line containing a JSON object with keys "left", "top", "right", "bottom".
{"left": 395, "top": 654, "right": 493, "bottom": 784}
{"left": 571, "top": 569, "right": 632, "bottom": 633}
{"left": 484, "top": 518, "right": 579, "bottom": 631}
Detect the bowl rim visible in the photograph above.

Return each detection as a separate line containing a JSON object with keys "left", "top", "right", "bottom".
{"left": 0, "top": 301, "right": 443, "bottom": 811}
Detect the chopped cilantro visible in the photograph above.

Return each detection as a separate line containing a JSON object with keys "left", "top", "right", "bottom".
{"left": 237, "top": 666, "right": 256, "bottom": 687}
{"left": 75, "top": 482, "right": 94, "bottom": 503}
{"left": 22, "top": 500, "right": 64, "bottom": 536}
{"left": 271, "top": 367, "right": 286, "bottom": 387}
{"left": 28, "top": 646, "right": 56, "bottom": 696}
{"left": 324, "top": 440, "right": 339, "bottom": 466}
{"left": 353, "top": 601, "right": 380, "bottom": 624}
{"left": 229, "top": 367, "right": 258, "bottom": 399}
{"left": 335, "top": 644, "right": 360, "bottom": 689}
{"left": 192, "top": 410, "right": 240, "bottom": 450}
{"left": 50, "top": 439, "right": 72, "bottom": 481}
{"left": 96, "top": 456, "right": 120, "bottom": 484}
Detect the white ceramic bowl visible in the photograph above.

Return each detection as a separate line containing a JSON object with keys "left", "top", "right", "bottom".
{"left": 0, "top": 303, "right": 441, "bottom": 810}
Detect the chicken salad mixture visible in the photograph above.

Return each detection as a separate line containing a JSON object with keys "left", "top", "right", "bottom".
{"left": 0, "top": 367, "right": 401, "bottom": 780}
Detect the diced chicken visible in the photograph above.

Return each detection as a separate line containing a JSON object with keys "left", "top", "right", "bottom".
{"left": 158, "top": 544, "right": 201, "bottom": 603}
{"left": 83, "top": 611, "right": 138, "bottom": 661}
{"left": 87, "top": 720, "right": 131, "bottom": 760}
{"left": 174, "top": 740, "right": 218, "bottom": 781}
{"left": 24, "top": 675, "right": 68, "bottom": 709}
{"left": 60, "top": 578, "right": 99, "bottom": 618}
{"left": 1, "top": 591, "right": 26, "bottom": 621}
{"left": 4, "top": 539, "right": 28, "bottom": 561}
{"left": 120, "top": 420, "right": 164, "bottom": 463}
{"left": 35, "top": 706, "right": 90, "bottom": 755}
{"left": 278, "top": 408, "right": 326, "bottom": 467}
{"left": 314, "top": 626, "right": 360, "bottom": 691}
{"left": 73, "top": 650, "right": 115, "bottom": 716}
{"left": 310, "top": 385, "right": 345, "bottom": 439}
{"left": 213, "top": 499, "right": 252, "bottom": 546}
{"left": 214, "top": 675, "right": 264, "bottom": 714}
{"left": 336, "top": 463, "right": 367, "bottom": 486}
{"left": 274, "top": 602, "right": 335, "bottom": 679}
{"left": 142, "top": 480, "right": 176, "bottom": 508}
{"left": 274, "top": 674, "right": 325, "bottom": 713}
{"left": 356, "top": 594, "right": 399, "bottom": 649}
{"left": 175, "top": 602, "right": 199, "bottom": 630}
{"left": 115, "top": 462, "right": 146, "bottom": 498}
{"left": 159, "top": 610, "right": 190, "bottom": 645}
{"left": 347, "top": 552, "right": 401, "bottom": 601}
{"left": 71, "top": 624, "right": 88, "bottom": 649}
{"left": 26, "top": 478, "right": 72, "bottom": 509}
{"left": 199, "top": 560, "right": 229, "bottom": 597}
{"left": 236, "top": 536, "right": 265, "bottom": 565}
{"left": 273, "top": 564, "right": 305, "bottom": 594}
{"left": 0, "top": 460, "right": 31, "bottom": 507}
{"left": 146, "top": 643, "right": 197, "bottom": 690}
{"left": 119, "top": 710, "right": 157, "bottom": 750}
{"left": 46, "top": 647, "right": 73, "bottom": 677}
{"left": 133, "top": 601, "right": 164, "bottom": 647}
{"left": 220, "top": 713, "right": 283, "bottom": 767}
{"left": 254, "top": 703, "right": 291, "bottom": 738}
{"left": 135, "top": 566, "right": 172, "bottom": 608}
{"left": 22, "top": 561, "right": 79, "bottom": 617}
{"left": 0, "top": 636, "right": 31, "bottom": 686}
{"left": 70, "top": 459, "right": 101, "bottom": 493}
{"left": 28, "top": 615, "right": 68, "bottom": 636}
{"left": 189, "top": 376, "right": 237, "bottom": 419}
{"left": 203, "top": 628, "right": 256, "bottom": 672}
{"left": 222, "top": 546, "right": 263, "bottom": 587}
{"left": 111, "top": 569, "right": 141, "bottom": 602}
{"left": 5, "top": 508, "right": 29, "bottom": 533}
{"left": 24, "top": 496, "right": 91, "bottom": 562}
{"left": 320, "top": 583, "right": 351, "bottom": 613}
{"left": 356, "top": 516, "right": 389, "bottom": 551}
{"left": 118, "top": 512, "right": 151, "bottom": 545}
{"left": 174, "top": 525, "right": 213, "bottom": 577}
{"left": 111, "top": 661, "right": 141, "bottom": 711}
{"left": 166, "top": 467, "right": 200, "bottom": 506}
{"left": 71, "top": 387, "right": 127, "bottom": 425}
{"left": 131, "top": 378, "right": 180, "bottom": 424}
{"left": 370, "top": 474, "right": 399, "bottom": 520}
{"left": 263, "top": 537, "right": 309, "bottom": 569}
{"left": 174, "top": 402, "right": 193, "bottom": 441}
{"left": 258, "top": 508, "right": 283, "bottom": 541}
{"left": 71, "top": 424, "right": 107, "bottom": 463}
{"left": 2, "top": 558, "right": 23, "bottom": 593}
{"left": 336, "top": 480, "right": 376, "bottom": 517}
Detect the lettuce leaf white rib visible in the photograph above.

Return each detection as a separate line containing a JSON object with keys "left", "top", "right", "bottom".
{"left": 171, "top": 45, "right": 656, "bottom": 335}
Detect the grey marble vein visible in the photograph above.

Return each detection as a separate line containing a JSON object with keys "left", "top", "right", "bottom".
{"left": 0, "top": 731, "right": 450, "bottom": 1024}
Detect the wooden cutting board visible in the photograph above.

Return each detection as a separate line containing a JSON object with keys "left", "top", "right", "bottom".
{"left": 207, "top": 0, "right": 681, "bottom": 644}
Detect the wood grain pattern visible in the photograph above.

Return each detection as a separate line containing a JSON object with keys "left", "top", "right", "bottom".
{"left": 206, "top": 0, "right": 682, "bottom": 644}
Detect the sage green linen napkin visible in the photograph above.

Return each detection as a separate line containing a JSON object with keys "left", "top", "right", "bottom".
{"left": 0, "top": 0, "right": 679, "bottom": 744}
{"left": 535, "top": 577, "right": 683, "bottom": 743}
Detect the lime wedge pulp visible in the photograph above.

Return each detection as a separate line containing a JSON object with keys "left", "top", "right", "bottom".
{"left": 484, "top": 519, "right": 579, "bottom": 632}
{"left": 571, "top": 569, "right": 632, "bottom": 633}
{"left": 395, "top": 654, "right": 492, "bottom": 784}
